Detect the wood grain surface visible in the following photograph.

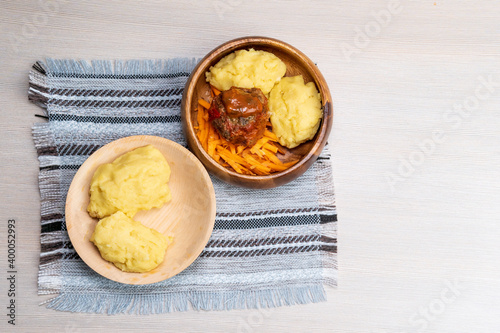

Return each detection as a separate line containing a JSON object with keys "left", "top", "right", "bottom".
{"left": 1, "top": 0, "right": 500, "bottom": 332}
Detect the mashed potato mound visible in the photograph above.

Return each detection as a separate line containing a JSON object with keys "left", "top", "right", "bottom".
{"left": 269, "top": 75, "right": 323, "bottom": 149}
{"left": 206, "top": 48, "right": 286, "bottom": 95}
{"left": 87, "top": 145, "right": 171, "bottom": 219}
{"left": 90, "top": 211, "right": 171, "bottom": 273}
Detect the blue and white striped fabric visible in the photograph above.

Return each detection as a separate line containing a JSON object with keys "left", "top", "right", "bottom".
{"left": 30, "top": 58, "right": 337, "bottom": 314}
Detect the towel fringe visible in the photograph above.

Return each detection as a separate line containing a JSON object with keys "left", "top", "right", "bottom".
{"left": 45, "top": 285, "right": 327, "bottom": 315}
{"left": 35, "top": 58, "right": 198, "bottom": 77}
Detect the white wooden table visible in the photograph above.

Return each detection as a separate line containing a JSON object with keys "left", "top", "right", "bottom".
{"left": 1, "top": 1, "right": 499, "bottom": 332}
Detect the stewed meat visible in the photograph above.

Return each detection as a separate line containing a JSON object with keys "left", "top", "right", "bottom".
{"left": 208, "top": 86, "right": 269, "bottom": 147}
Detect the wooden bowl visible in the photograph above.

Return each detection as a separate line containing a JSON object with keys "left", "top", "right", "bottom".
{"left": 65, "top": 135, "right": 216, "bottom": 285}
{"left": 181, "top": 36, "right": 333, "bottom": 189}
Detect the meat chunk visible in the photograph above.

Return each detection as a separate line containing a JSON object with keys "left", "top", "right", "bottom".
{"left": 208, "top": 86, "right": 269, "bottom": 147}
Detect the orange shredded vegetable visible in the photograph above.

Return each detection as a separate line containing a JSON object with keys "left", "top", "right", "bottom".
{"left": 196, "top": 90, "right": 298, "bottom": 175}
{"left": 211, "top": 86, "right": 221, "bottom": 96}
{"left": 198, "top": 98, "right": 211, "bottom": 110}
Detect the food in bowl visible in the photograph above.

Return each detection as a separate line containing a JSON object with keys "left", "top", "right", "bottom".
{"left": 87, "top": 145, "right": 172, "bottom": 219}
{"left": 268, "top": 75, "right": 323, "bottom": 149}
{"left": 86, "top": 144, "right": 174, "bottom": 274}
{"left": 182, "top": 37, "right": 333, "bottom": 188}
{"left": 197, "top": 47, "right": 324, "bottom": 176}
{"left": 90, "top": 211, "right": 172, "bottom": 273}
{"left": 206, "top": 48, "right": 286, "bottom": 95}
{"left": 208, "top": 86, "right": 270, "bottom": 147}
{"left": 197, "top": 89, "right": 298, "bottom": 176}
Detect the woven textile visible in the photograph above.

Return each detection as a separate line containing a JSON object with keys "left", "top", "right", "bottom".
{"left": 30, "top": 58, "right": 337, "bottom": 314}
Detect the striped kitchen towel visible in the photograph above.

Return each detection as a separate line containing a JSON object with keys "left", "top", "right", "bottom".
{"left": 29, "top": 58, "right": 337, "bottom": 314}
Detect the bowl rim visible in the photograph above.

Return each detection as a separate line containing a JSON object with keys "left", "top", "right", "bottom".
{"left": 181, "top": 36, "right": 333, "bottom": 187}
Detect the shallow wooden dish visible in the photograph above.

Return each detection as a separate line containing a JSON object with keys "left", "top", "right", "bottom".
{"left": 65, "top": 135, "right": 216, "bottom": 285}
{"left": 181, "top": 36, "right": 333, "bottom": 189}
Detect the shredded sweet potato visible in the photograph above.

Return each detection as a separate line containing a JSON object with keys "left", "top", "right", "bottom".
{"left": 211, "top": 86, "right": 221, "bottom": 96}
{"left": 198, "top": 98, "right": 211, "bottom": 110}
{"left": 196, "top": 91, "right": 299, "bottom": 175}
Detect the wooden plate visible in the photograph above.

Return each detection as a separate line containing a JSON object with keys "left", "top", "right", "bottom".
{"left": 181, "top": 36, "right": 333, "bottom": 189}
{"left": 65, "top": 135, "right": 216, "bottom": 285}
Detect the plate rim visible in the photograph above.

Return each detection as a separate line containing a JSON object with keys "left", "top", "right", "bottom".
{"left": 65, "top": 135, "right": 216, "bottom": 285}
